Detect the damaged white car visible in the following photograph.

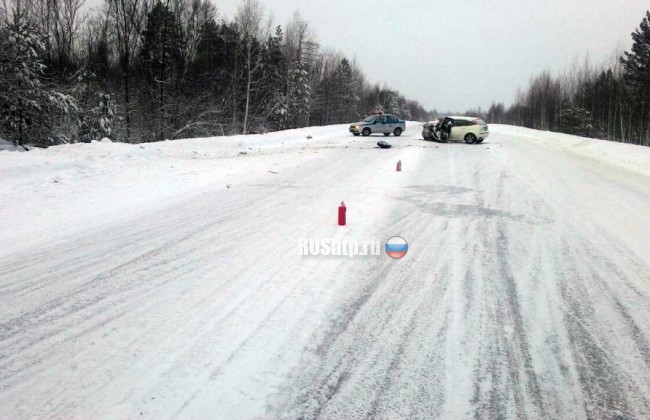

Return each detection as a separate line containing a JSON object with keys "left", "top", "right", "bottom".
{"left": 423, "top": 116, "right": 489, "bottom": 144}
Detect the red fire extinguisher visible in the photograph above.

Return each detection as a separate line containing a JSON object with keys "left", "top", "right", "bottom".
{"left": 338, "top": 201, "right": 346, "bottom": 226}
{"left": 396, "top": 160, "right": 402, "bottom": 172}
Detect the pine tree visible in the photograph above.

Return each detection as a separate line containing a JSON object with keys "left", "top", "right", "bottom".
{"left": 621, "top": 11, "right": 650, "bottom": 99}
{"left": 287, "top": 59, "right": 310, "bottom": 128}
{"left": 139, "top": 1, "right": 183, "bottom": 140}
{"left": 261, "top": 26, "right": 289, "bottom": 130}
{"left": 77, "top": 91, "right": 117, "bottom": 142}
{"left": 620, "top": 10, "right": 650, "bottom": 144}
{"left": 332, "top": 58, "right": 358, "bottom": 122}
{"left": 383, "top": 90, "right": 402, "bottom": 117}
{"left": 0, "top": 2, "right": 76, "bottom": 146}
{"left": 557, "top": 101, "right": 591, "bottom": 136}
{"left": 71, "top": 69, "right": 117, "bottom": 143}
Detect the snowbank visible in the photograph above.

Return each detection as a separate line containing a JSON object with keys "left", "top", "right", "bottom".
{"left": 491, "top": 124, "right": 650, "bottom": 178}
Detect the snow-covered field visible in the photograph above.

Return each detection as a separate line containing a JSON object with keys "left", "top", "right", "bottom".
{"left": 1, "top": 124, "right": 650, "bottom": 418}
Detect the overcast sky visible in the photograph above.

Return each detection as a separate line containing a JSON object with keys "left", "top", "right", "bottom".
{"left": 208, "top": 0, "right": 648, "bottom": 112}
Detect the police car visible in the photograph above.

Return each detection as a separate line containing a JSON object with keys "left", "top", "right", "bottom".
{"left": 349, "top": 113, "right": 406, "bottom": 137}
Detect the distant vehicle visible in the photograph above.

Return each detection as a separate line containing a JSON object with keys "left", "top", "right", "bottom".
{"left": 349, "top": 113, "right": 405, "bottom": 137}
{"left": 422, "top": 116, "right": 489, "bottom": 144}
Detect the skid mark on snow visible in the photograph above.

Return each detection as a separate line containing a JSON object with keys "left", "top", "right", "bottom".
{"left": 405, "top": 184, "right": 476, "bottom": 195}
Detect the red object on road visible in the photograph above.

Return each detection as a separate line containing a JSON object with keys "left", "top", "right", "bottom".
{"left": 396, "top": 160, "right": 402, "bottom": 172}
{"left": 338, "top": 201, "right": 346, "bottom": 226}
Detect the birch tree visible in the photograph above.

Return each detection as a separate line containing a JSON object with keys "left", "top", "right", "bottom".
{"left": 235, "top": 0, "right": 267, "bottom": 134}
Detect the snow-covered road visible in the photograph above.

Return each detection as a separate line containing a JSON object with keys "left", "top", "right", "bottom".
{"left": 1, "top": 125, "right": 650, "bottom": 418}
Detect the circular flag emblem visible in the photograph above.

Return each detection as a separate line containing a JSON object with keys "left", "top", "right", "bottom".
{"left": 385, "top": 236, "right": 408, "bottom": 259}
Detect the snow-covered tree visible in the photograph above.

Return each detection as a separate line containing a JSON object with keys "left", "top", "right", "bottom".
{"left": 557, "top": 101, "right": 592, "bottom": 136}
{"left": 332, "top": 58, "right": 358, "bottom": 122}
{"left": 283, "top": 11, "right": 317, "bottom": 128}
{"left": 77, "top": 89, "right": 117, "bottom": 142}
{"left": 382, "top": 89, "right": 403, "bottom": 117}
{"left": 0, "top": 0, "right": 76, "bottom": 146}
{"left": 261, "top": 26, "right": 289, "bottom": 130}
{"left": 287, "top": 59, "right": 310, "bottom": 128}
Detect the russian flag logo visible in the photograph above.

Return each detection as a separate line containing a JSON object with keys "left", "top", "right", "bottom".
{"left": 385, "top": 236, "right": 408, "bottom": 259}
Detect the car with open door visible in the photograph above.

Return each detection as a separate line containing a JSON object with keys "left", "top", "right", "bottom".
{"left": 423, "top": 116, "right": 489, "bottom": 144}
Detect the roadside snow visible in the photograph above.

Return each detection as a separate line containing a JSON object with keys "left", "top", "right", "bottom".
{"left": 0, "top": 125, "right": 350, "bottom": 255}
{"left": 491, "top": 124, "right": 650, "bottom": 178}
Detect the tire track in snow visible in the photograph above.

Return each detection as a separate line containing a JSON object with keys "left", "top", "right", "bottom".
{"left": 556, "top": 237, "right": 650, "bottom": 419}
{"left": 480, "top": 168, "right": 545, "bottom": 419}
{"left": 484, "top": 137, "right": 650, "bottom": 419}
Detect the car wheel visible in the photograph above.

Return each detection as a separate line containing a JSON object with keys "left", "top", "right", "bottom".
{"left": 394, "top": 127, "right": 402, "bottom": 137}
{"left": 464, "top": 133, "right": 477, "bottom": 144}
{"left": 383, "top": 132, "right": 390, "bottom": 136}
{"left": 362, "top": 128, "right": 371, "bottom": 136}
{"left": 353, "top": 133, "right": 360, "bottom": 136}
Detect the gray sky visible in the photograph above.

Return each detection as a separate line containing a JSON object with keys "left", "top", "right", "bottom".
{"left": 213, "top": 0, "right": 648, "bottom": 112}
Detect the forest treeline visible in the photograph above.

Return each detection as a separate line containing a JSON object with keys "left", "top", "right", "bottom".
{"left": 2, "top": 1, "right": 649, "bottom": 147}
{"left": 482, "top": 10, "right": 650, "bottom": 146}
{"left": 0, "top": 0, "right": 435, "bottom": 146}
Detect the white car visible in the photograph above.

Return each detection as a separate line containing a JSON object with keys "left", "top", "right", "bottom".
{"left": 423, "top": 116, "right": 489, "bottom": 144}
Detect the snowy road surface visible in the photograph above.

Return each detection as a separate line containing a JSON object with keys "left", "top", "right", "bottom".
{"left": 1, "top": 125, "right": 650, "bottom": 419}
